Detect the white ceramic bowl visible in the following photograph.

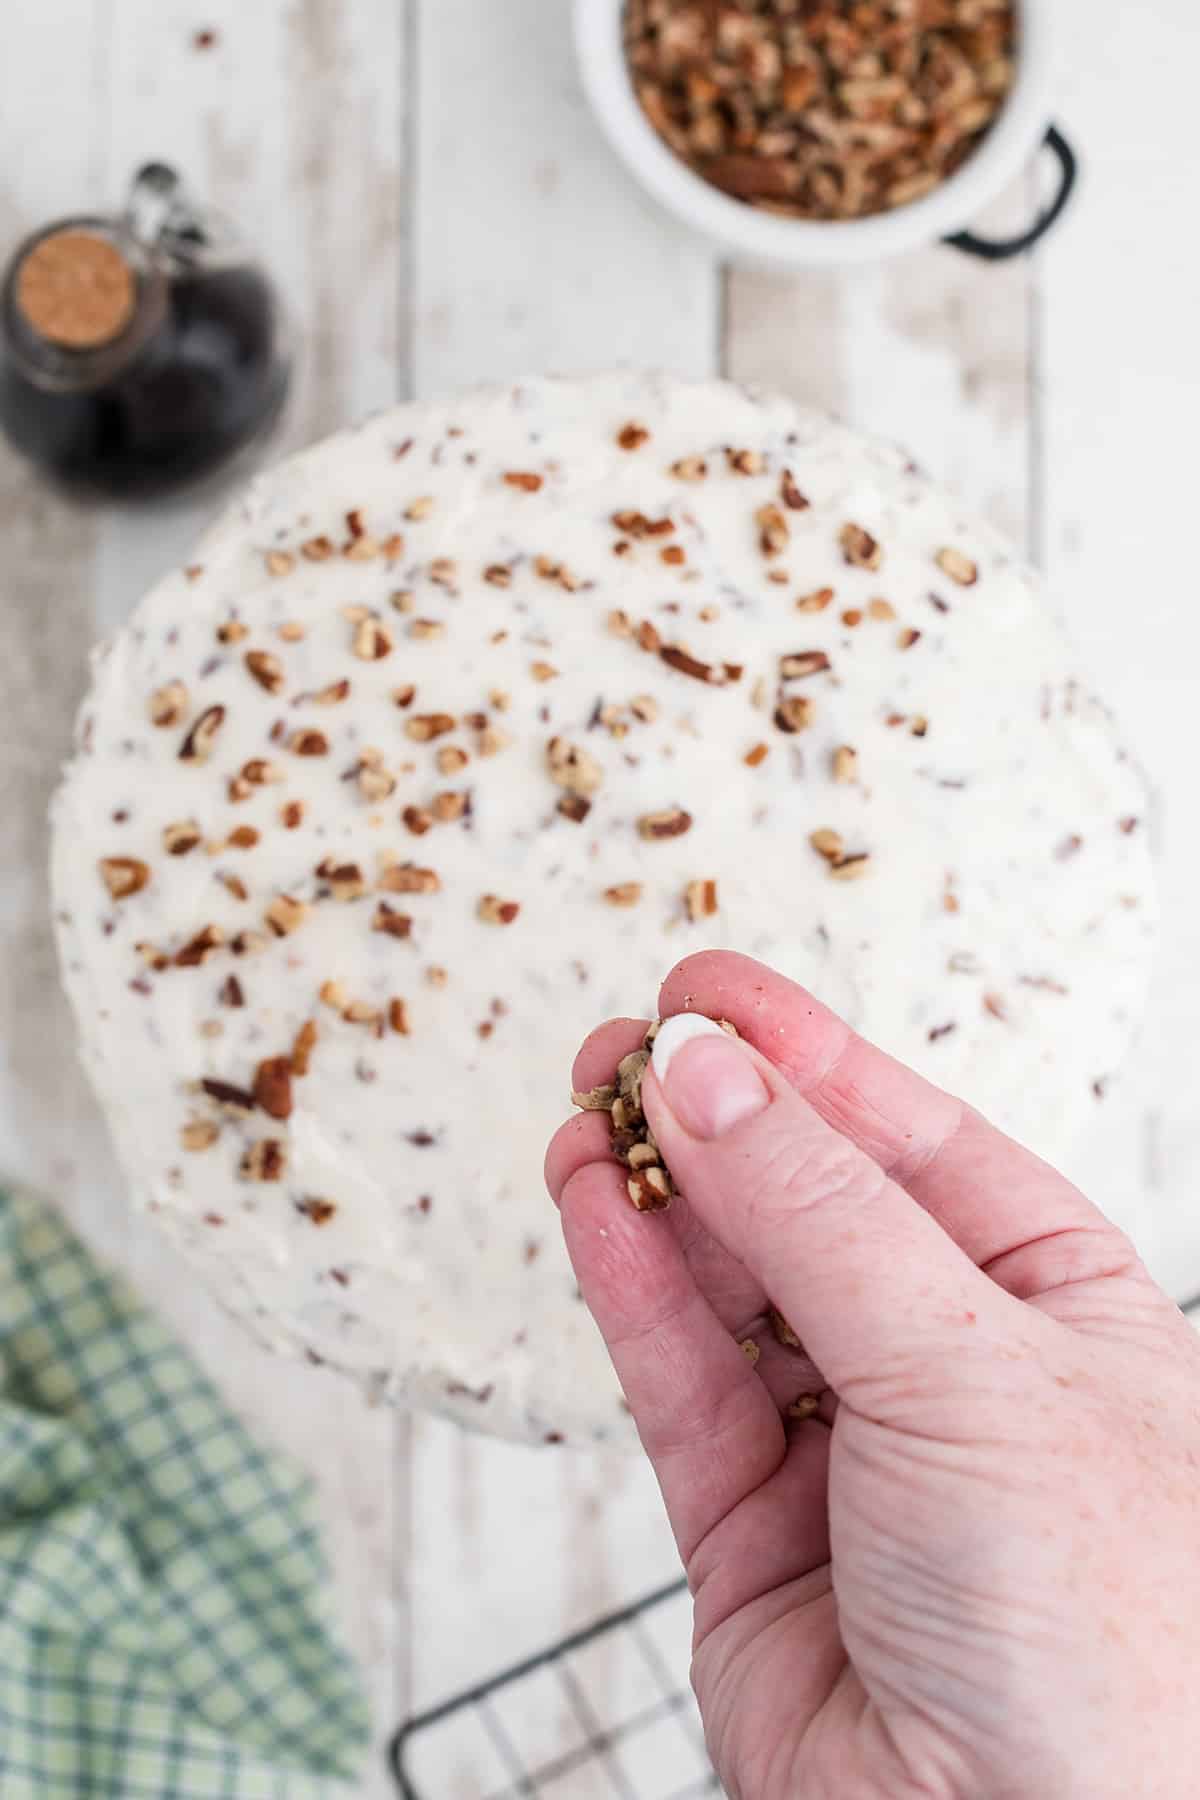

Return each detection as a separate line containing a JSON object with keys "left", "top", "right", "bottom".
{"left": 574, "top": 0, "right": 1069, "bottom": 267}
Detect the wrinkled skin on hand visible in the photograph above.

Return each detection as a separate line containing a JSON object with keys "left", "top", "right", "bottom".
{"left": 545, "top": 953, "right": 1200, "bottom": 1800}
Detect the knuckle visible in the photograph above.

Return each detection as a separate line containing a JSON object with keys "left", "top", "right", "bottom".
{"left": 755, "top": 1123, "right": 886, "bottom": 1230}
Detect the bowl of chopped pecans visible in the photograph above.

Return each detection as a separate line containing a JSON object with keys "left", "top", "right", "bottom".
{"left": 575, "top": 0, "right": 1075, "bottom": 266}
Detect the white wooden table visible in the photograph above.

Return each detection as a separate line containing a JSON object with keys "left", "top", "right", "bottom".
{"left": 2, "top": 5, "right": 1197, "bottom": 1792}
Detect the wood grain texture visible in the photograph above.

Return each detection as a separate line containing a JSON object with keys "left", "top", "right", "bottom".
{"left": 0, "top": 4, "right": 110, "bottom": 1254}
{"left": 1, "top": 6, "right": 411, "bottom": 1792}
{"left": 723, "top": 177, "right": 1037, "bottom": 551}
{"left": 1036, "top": 0, "right": 1200, "bottom": 1298}
{"left": 412, "top": 0, "right": 719, "bottom": 391}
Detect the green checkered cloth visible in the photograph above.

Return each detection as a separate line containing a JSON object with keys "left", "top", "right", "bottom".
{"left": 0, "top": 1184, "right": 370, "bottom": 1797}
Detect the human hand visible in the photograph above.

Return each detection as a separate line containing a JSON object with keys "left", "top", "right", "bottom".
{"left": 545, "top": 951, "right": 1200, "bottom": 1800}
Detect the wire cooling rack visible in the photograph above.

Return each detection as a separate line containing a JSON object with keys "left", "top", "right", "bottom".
{"left": 390, "top": 1577, "right": 721, "bottom": 1799}
{"left": 393, "top": 1301, "right": 1200, "bottom": 1796}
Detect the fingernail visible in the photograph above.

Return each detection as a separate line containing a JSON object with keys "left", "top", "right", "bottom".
{"left": 651, "top": 1014, "right": 770, "bottom": 1140}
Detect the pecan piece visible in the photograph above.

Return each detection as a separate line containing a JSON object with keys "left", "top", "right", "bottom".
{"left": 725, "top": 447, "right": 765, "bottom": 475}
{"left": 659, "top": 644, "right": 741, "bottom": 685}
{"left": 839, "top": 523, "right": 882, "bottom": 570}
{"left": 572, "top": 1083, "right": 618, "bottom": 1112}
{"left": 547, "top": 736, "right": 603, "bottom": 797}
{"left": 936, "top": 546, "right": 978, "bottom": 586}
{"left": 780, "top": 650, "right": 831, "bottom": 680}
{"left": 704, "top": 154, "right": 798, "bottom": 203}
{"left": 353, "top": 616, "right": 394, "bottom": 660}
{"left": 405, "top": 713, "right": 457, "bottom": 743}
{"left": 245, "top": 649, "right": 285, "bottom": 693}
{"left": 373, "top": 902, "right": 413, "bottom": 940}
{"left": 298, "top": 1197, "right": 337, "bottom": 1225}
{"left": 201, "top": 1077, "right": 256, "bottom": 1111}
{"left": 830, "top": 852, "right": 872, "bottom": 882}
{"left": 557, "top": 793, "right": 592, "bottom": 824}
{"left": 179, "top": 705, "right": 225, "bottom": 763}
{"left": 638, "top": 808, "right": 693, "bottom": 840}
{"left": 756, "top": 503, "right": 790, "bottom": 558}
{"left": 254, "top": 1056, "right": 294, "bottom": 1120}
{"left": 431, "top": 791, "right": 468, "bottom": 823}
{"left": 780, "top": 470, "right": 809, "bottom": 511}
{"left": 774, "top": 696, "right": 814, "bottom": 733}
{"left": 289, "top": 729, "right": 329, "bottom": 757}
{"left": 291, "top": 1020, "right": 318, "bottom": 1075}
{"left": 627, "top": 1166, "right": 673, "bottom": 1213}
{"left": 684, "top": 878, "right": 719, "bottom": 921}
{"left": 378, "top": 861, "right": 440, "bottom": 895}
{"left": 316, "top": 859, "right": 367, "bottom": 902}
{"left": 181, "top": 1119, "right": 219, "bottom": 1152}
{"left": 770, "top": 1309, "right": 803, "bottom": 1350}
{"left": 149, "top": 681, "right": 189, "bottom": 728}
{"left": 788, "top": 1395, "right": 821, "bottom": 1421}
{"left": 241, "top": 1139, "right": 288, "bottom": 1182}
{"left": 477, "top": 894, "right": 520, "bottom": 925}
{"left": 100, "top": 856, "right": 150, "bottom": 900}
{"left": 809, "top": 828, "right": 845, "bottom": 863}
{"left": 265, "top": 894, "right": 309, "bottom": 937}
{"left": 242, "top": 757, "right": 283, "bottom": 786}
{"left": 357, "top": 752, "right": 396, "bottom": 802}
{"left": 175, "top": 924, "right": 224, "bottom": 967}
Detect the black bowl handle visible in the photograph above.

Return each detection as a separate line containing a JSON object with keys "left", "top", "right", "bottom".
{"left": 945, "top": 125, "right": 1077, "bottom": 261}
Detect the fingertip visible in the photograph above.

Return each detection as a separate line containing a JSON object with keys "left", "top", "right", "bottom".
{"left": 657, "top": 949, "right": 742, "bottom": 1018}
{"left": 659, "top": 952, "right": 847, "bottom": 1079}
{"left": 571, "top": 1016, "right": 650, "bottom": 1093}
{"left": 558, "top": 1160, "right": 682, "bottom": 1334}
{"left": 544, "top": 1109, "right": 613, "bottom": 1207}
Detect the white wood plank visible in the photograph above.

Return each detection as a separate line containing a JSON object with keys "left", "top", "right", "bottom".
{"left": 2, "top": 6, "right": 411, "bottom": 1793}
{"left": 406, "top": 0, "right": 721, "bottom": 1726}
{"left": 724, "top": 177, "right": 1036, "bottom": 549}
{"left": 92, "top": 0, "right": 411, "bottom": 639}
{"left": 408, "top": 1420, "right": 678, "bottom": 1710}
{"left": 0, "top": 6, "right": 110, "bottom": 1247}
{"left": 1037, "top": 0, "right": 1200, "bottom": 1300}
{"left": 96, "top": 6, "right": 412, "bottom": 1788}
{"left": 413, "top": 0, "right": 720, "bottom": 392}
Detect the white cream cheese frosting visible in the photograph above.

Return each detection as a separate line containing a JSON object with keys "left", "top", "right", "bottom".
{"left": 51, "top": 373, "right": 1155, "bottom": 1445}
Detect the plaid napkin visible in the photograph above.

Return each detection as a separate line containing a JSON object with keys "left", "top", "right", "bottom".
{"left": 0, "top": 1184, "right": 370, "bottom": 1797}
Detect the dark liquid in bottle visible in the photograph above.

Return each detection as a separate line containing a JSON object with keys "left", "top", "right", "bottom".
{"left": 0, "top": 258, "right": 288, "bottom": 501}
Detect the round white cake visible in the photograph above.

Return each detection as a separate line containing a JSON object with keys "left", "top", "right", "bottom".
{"left": 52, "top": 374, "right": 1155, "bottom": 1446}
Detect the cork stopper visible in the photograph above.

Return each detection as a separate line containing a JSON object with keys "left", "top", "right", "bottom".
{"left": 15, "top": 229, "right": 136, "bottom": 350}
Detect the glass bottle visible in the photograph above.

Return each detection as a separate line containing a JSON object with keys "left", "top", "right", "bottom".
{"left": 0, "top": 163, "right": 290, "bottom": 500}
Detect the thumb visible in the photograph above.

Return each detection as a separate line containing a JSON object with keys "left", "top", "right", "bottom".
{"left": 643, "top": 1015, "right": 1020, "bottom": 1400}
